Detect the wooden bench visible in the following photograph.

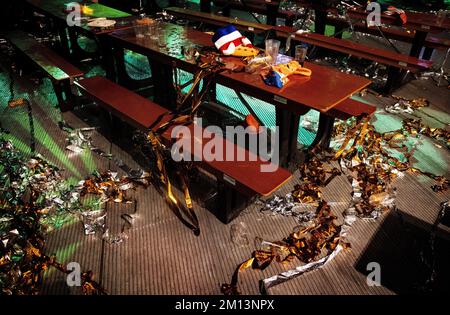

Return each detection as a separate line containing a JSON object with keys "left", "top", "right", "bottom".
{"left": 75, "top": 76, "right": 292, "bottom": 223}
{"left": 326, "top": 16, "right": 450, "bottom": 60}
{"left": 312, "top": 98, "right": 377, "bottom": 149}
{"left": 166, "top": 6, "right": 272, "bottom": 36}
{"left": 210, "top": 0, "right": 296, "bottom": 26}
{"left": 328, "top": 98, "right": 376, "bottom": 120}
{"left": 4, "top": 30, "right": 84, "bottom": 112}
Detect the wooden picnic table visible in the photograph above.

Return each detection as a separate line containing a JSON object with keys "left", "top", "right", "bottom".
{"left": 347, "top": 7, "right": 450, "bottom": 34}
{"left": 166, "top": 7, "right": 432, "bottom": 73}
{"left": 292, "top": 0, "right": 450, "bottom": 58}
{"left": 346, "top": 7, "right": 450, "bottom": 58}
{"left": 26, "top": 0, "right": 133, "bottom": 37}
{"left": 25, "top": 0, "right": 139, "bottom": 79}
{"left": 26, "top": 0, "right": 131, "bottom": 22}
{"left": 106, "top": 22, "right": 371, "bottom": 167}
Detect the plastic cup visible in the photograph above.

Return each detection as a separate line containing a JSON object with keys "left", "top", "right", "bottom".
{"left": 146, "top": 22, "right": 158, "bottom": 39}
{"left": 132, "top": 20, "right": 146, "bottom": 38}
{"left": 265, "top": 39, "right": 280, "bottom": 65}
{"left": 294, "top": 44, "right": 308, "bottom": 66}
{"left": 157, "top": 31, "right": 166, "bottom": 47}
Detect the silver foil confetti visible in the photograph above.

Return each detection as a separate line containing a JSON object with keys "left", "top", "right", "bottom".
{"left": 260, "top": 194, "right": 317, "bottom": 224}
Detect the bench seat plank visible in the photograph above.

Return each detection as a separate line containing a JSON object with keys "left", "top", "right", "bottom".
{"left": 326, "top": 17, "right": 450, "bottom": 51}
{"left": 327, "top": 98, "right": 377, "bottom": 120}
{"left": 75, "top": 75, "right": 169, "bottom": 130}
{"left": 6, "top": 30, "right": 84, "bottom": 81}
{"left": 273, "top": 26, "right": 433, "bottom": 72}
{"left": 75, "top": 76, "right": 292, "bottom": 196}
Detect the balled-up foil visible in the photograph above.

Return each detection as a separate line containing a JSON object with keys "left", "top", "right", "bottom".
{"left": 74, "top": 171, "right": 145, "bottom": 244}
{"left": 401, "top": 118, "right": 449, "bottom": 150}
{"left": 76, "top": 171, "right": 150, "bottom": 204}
{"left": 385, "top": 96, "right": 429, "bottom": 115}
{"left": 0, "top": 135, "right": 105, "bottom": 295}
{"left": 260, "top": 194, "right": 317, "bottom": 224}
{"left": 62, "top": 123, "right": 115, "bottom": 161}
{"left": 261, "top": 201, "right": 357, "bottom": 291}
{"left": 333, "top": 114, "right": 449, "bottom": 194}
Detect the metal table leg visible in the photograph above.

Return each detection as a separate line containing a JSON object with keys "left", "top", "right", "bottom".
{"left": 216, "top": 181, "right": 252, "bottom": 224}
{"left": 314, "top": 9, "right": 327, "bottom": 35}
{"left": 276, "top": 107, "right": 300, "bottom": 169}
{"left": 97, "top": 34, "right": 116, "bottom": 81}
{"left": 52, "top": 79, "right": 74, "bottom": 112}
{"left": 410, "top": 30, "right": 427, "bottom": 58}
{"left": 200, "top": 0, "right": 212, "bottom": 13}
{"left": 67, "top": 27, "right": 99, "bottom": 61}
{"left": 55, "top": 20, "right": 71, "bottom": 58}
{"left": 266, "top": 3, "right": 279, "bottom": 26}
{"left": 384, "top": 65, "right": 402, "bottom": 94}
{"left": 150, "top": 61, "right": 177, "bottom": 110}
{"left": 422, "top": 47, "right": 434, "bottom": 60}
{"left": 310, "top": 113, "right": 335, "bottom": 149}
{"left": 111, "top": 45, "right": 154, "bottom": 90}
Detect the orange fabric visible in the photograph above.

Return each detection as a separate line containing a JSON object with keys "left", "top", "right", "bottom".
{"left": 387, "top": 5, "right": 407, "bottom": 25}
{"left": 245, "top": 114, "right": 261, "bottom": 134}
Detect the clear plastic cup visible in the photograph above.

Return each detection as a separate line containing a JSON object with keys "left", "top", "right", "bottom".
{"left": 148, "top": 20, "right": 158, "bottom": 39}
{"left": 265, "top": 39, "right": 280, "bottom": 65}
{"left": 294, "top": 44, "right": 308, "bottom": 66}
{"left": 157, "top": 31, "right": 166, "bottom": 47}
{"left": 132, "top": 20, "right": 146, "bottom": 38}
{"left": 144, "top": 23, "right": 153, "bottom": 37}
{"left": 230, "top": 222, "right": 249, "bottom": 246}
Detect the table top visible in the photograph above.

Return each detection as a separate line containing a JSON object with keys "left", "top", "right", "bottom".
{"left": 108, "top": 22, "right": 371, "bottom": 113}
{"left": 26, "top": 0, "right": 134, "bottom": 35}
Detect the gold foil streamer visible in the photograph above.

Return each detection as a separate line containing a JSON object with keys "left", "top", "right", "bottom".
{"left": 222, "top": 105, "right": 448, "bottom": 294}
{"left": 140, "top": 50, "right": 228, "bottom": 235}
{"left": 221, "top": 201, "right": 344, "bottom": 295}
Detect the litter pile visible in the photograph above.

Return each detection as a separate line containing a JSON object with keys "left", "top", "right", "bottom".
{"left": 0, "top": 136, "right": 104, "bottom": 294}
{"left": 222, "top": 103, "right": 449, "bottom": 294}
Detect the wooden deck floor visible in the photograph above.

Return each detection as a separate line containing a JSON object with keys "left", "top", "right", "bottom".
{"left": 0, "top": 39, "right": 449, "bottom": 295}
